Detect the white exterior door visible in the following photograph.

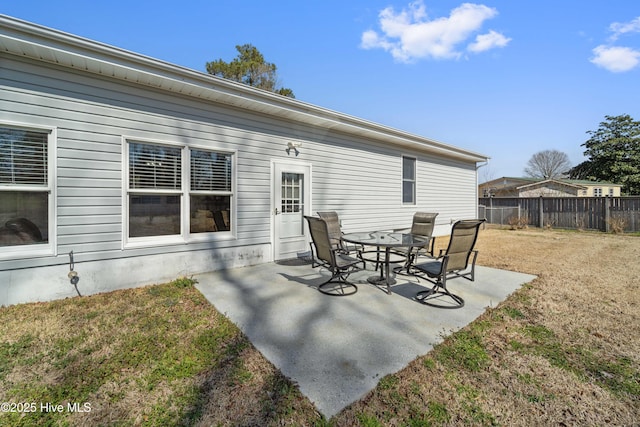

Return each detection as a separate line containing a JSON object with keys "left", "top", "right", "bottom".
{"left": 273, "top": 162, "right": 311, "bottom": 260}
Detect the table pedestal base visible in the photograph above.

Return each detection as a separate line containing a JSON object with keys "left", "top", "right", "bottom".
{"left": 367, "top": 275, "right": 397, "bottom": 286}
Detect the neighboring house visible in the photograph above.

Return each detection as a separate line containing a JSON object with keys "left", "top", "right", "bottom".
{"left": 0, "top": 15, "right": 488, "bottom": 306}
{"left": 479, "top": 177, "right": 622, "bottom": 198}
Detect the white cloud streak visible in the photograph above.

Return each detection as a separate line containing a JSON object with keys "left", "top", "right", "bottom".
{"left": 609, "top": 16, "right": 640, "bottom": 42}
{"left": 468, "top": 30, "right": 511, "bottom": 53}
{"left": 360, "top": 1, "right": 510, "bottom": 62}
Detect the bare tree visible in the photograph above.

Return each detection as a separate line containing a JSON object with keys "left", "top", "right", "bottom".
{"left": 524, "top": 150, "right": 572, "bottom": 179}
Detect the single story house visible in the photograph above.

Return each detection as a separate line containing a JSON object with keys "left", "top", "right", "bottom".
{"left": 479, "top": 177, "right": 622, "bottom": 198}
{"left": 0, "top": 15, "right": 488, "bottom": 306}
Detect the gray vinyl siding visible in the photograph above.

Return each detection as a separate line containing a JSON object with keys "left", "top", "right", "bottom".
{"left": 310, "top": 144, "right": 477, "bottom": 231}
{"left": 1, "top": 53, "right": 478, "bottom": 271}
{"left": 1, "top": 55, "right": 266, "bottom": 267}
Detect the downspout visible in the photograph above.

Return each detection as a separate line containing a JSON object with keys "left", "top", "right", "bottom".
{"left": 476, "top": 160, "right": 489, "bottom": 171}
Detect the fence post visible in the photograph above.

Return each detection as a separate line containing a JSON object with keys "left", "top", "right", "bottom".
{"left": 539, "top": 196, "right": 544, "bottom": 228}
{"left": 604, "top": 196, "right": 611, "bottom": 233}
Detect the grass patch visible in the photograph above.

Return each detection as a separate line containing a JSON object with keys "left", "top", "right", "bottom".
{"left": 510, "top": 323, "right": 640, "bottom": 398}
{"left": 502, "top": 306, "right": 525, "bottom": 319}
{"left": 434, "top": 329, "right": 490, "bottom": 372}
{"left": 356, "top": 412, "right": 383, "bottom": 427}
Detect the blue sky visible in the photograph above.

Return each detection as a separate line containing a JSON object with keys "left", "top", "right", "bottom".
{"left": 3, "top": 1, "right": 640, "bottom": 180}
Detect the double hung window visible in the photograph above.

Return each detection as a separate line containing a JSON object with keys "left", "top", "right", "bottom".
{"left": 126, "top": 140, "right": 233, "bottom": 244}
{"left": 190, "top": 149, "right": 232, "bottom": 233}
{"left": 128, "top": 142, "right": 182, "bottom": 238}
{"left": 402, "top": 156, "right": 416, "bottom": 205}
{"left": 0, "top": 125, "right": 53, "bottom": 254}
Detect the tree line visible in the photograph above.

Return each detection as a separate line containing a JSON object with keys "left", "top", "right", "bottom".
{"left": 525, "top": 115, "right": 640, "bottom": 195}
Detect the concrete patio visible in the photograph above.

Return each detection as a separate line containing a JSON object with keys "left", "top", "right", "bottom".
{"left": 195, "top": 258, "right": 536, "bottom": 419}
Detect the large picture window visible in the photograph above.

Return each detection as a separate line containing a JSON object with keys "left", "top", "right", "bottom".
{"left": 126, "top": 140, "right": 233, "bottom": 242}
{"left": 0, "top": 126, "right": 51, "bottom": 250}
{"left": 402, "top": 156, "right": 416, "bottom": 204}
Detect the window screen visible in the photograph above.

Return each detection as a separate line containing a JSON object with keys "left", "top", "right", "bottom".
{"left": 190, "top": 150, "right": 231, "bottom": 191}
{"left": 129, "top": 142, "right": 181, "bottom": 190}
{"left": 0, "top": 128, "right": 48, "bottom": 186}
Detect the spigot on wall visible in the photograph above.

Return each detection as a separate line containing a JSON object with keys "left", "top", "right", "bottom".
{"left": 68, "top": 251, "right": 81, "bottom": 293}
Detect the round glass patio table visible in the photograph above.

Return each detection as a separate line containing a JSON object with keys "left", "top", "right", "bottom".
{"left": 341, "top": 231, "right": 430, "bottom": 294}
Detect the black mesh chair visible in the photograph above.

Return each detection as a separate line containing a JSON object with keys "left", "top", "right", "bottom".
{"left": 305, "top": 215, "right": 361, "bottom": 296}
{"left": 413, "top": 219, "right": 485, "bottom": 308}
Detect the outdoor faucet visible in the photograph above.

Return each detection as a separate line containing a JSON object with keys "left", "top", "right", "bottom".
{"left": 68, "top": 251, "right": 81, "bottom": 295}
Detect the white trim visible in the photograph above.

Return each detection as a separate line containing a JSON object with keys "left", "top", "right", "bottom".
{"left": 0, "top": 120, "right": 56, "bottom": 260}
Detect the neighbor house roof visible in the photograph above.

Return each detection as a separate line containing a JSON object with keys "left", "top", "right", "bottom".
{"left": 516, "top": 179, "right": 587, "bottom": 191}
{"left": 480, "top": 177, "right": 623, "bottom": 192}
{"left": 481, "top": 177, "right": 621, "bottom": 187}
{"left": 0, "top": 15, "right": 489, "bottom": 164}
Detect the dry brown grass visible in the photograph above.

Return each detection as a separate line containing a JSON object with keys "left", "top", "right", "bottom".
{"left": 332, "top": 227, "right": 640, "bottom": 426}
{"left": 1, "top": 227, "right": 639, "bottom": 426}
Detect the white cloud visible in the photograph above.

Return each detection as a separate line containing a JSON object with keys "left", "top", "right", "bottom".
{"left": 360, "top": 1, "right": 510, "bottom": 62}
{"left": 609, "top": 16, "right": 640, "bottom": 41}
{"left": 468, "top": 30, "right": 511, "bottom": 53}
{"left": 590, "top": 45, "right": 640, "bottom": 72}
{"left": 590, "top": 16, "right": 640, "bottom": 73}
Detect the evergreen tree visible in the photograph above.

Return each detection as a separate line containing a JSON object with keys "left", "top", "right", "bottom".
{"left": 570, "top": 114, "right": 640, "bottom": 195}
{"left": 206, "top": 44, "right": 295, "bottom": 98}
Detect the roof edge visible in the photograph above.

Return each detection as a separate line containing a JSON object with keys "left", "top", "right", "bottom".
{"left": 0, "top": 14, "right": 488, "bottom": 163}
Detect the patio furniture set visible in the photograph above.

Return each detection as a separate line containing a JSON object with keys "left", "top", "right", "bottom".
{"left": 305, "top": 212, "right": 485, "bottom": 309}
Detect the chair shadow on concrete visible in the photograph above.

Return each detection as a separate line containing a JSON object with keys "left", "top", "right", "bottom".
{"left": 280, "top": 259, "right": 433, "bottom": 305}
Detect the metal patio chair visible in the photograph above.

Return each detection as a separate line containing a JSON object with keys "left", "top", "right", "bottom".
{"left": 305, "top": 215, "right": 361, "bottom": 296}
{"left": 393, "top": 212, "right": 438, "bottom": 275}
{"left": 308, "top": 211, "right": 341, "bottom": 267}
{"left": 315, "top": 211, "right": 368, "bottom": 267}
{"left": 413, "top": 219, "right": 485, "bottom": 308}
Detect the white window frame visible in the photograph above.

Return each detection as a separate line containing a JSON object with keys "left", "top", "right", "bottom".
{"left": 402, "top": 156, "right": 417, "bottom": 205}
{"left": 186, "top": 143, "right": 236, "bottom": 242}
{"left": 123, "top": 137, "right": 236, "bottom": 249}
{"left": 593, "top": 187, "right": 602, "bottom": 197}
{"left": 0, "top": 121, "right": 56, "bottom": 259}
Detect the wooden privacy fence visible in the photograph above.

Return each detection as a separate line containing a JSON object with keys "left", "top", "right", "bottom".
{"left": 479, "top": 197, "right": 640, "bottom": 232}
